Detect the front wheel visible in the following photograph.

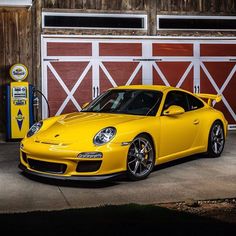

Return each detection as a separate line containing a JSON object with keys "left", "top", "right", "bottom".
{"left": 127, "top": 134, "right": 155, "bottom": 181}
{"left": 207, "top": 121, "right": 225, "bottom": 158}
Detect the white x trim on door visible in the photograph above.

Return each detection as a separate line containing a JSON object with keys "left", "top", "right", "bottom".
{"left": 200, "top": 62, "right": 236, "bottom": 122}
{"left": 47, "top": 61, "right": 92, "bottom": 116}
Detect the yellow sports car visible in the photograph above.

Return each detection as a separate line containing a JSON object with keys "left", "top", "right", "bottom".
{"left": 19, "top": 85, "right": 227, "bottom": 181}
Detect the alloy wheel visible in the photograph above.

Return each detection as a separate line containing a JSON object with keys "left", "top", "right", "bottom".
{"left": 127, "top": 135, "right": 154, "bottom": 180}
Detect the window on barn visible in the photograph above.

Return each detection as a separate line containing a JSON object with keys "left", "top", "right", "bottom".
{"left": 157, "top": 15, "right": 236, "bottom": 31}
{"left": 43, "top": 12, "right": 147, "bottom": 30}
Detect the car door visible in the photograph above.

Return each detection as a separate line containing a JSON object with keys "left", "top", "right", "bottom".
{"left": 159, "top": 90, "right": 200, "bottom": 160}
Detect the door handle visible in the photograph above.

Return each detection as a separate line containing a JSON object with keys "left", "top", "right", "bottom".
{"left": 193, "top": 119, "right": 199, "bottom": 125}
{"left": 93, "top": 86, "right": 95, "bottom": 98}
{"left": 197, "top": 85, "right": 200, "bottom": 93}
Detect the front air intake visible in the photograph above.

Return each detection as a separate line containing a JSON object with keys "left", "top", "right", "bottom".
{"left": 28, "top": 159, "right": 67, "bottom": 174}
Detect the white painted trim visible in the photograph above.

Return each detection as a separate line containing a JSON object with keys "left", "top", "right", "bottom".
{"left": 176, "top": 62, "right": 193, "bottom": 88}
{"left": 47, "top": 62, "right": 92, "bottom": 115}
{"left": 126, "top": 63, "right": 142, "bottom": 85}
{"left": 152, "top": 63, "right": 170, "bottom": 86}
{"left": 92, "top": 41, "right": 100, "bottom": 98}
{"left": 157, "top": 15, "right": 236, "bottom": 31}
{"left": 42, "top": 12, "right": 147, "bottom": 30}
{"left": 41, "top": 36, "right": 48, "bottom": 119}
{"left": 0, "top": 0, "right": 32, "bottom": 6}
{"left": 42, "top": 34, "right": 236, "bottom": 40}
{"left": 142, "top": 41, "right": 153, "bottom": 85}
{"left": 158, "top": 15, "right": 236, "bottom": 20}
{"left": 193, "top": 42, "right": 200, "bottom": 93}
{"left": 99, "top": 62, "right": 117, "bottom": 87}
{"left": 200, "top": 62, "right": 236, "bottom": 122}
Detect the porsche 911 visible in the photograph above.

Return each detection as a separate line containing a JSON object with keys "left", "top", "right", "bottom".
{"left": 19, "top": 85, "right": 227, "bottom": 181}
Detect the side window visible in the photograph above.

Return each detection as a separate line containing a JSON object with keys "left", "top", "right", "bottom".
{"left": 187, "top": 94, "right": 204, "bottom": 111}
{"left": 163, "top": 91, "right": 189, "bottom": 112}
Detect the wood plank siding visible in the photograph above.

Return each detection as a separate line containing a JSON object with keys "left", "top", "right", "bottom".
{"left": 41, "top": 0, "right": 235, "bottom": 13}
{"left": 0, "top": 0, "right": 235, "bottom": 136}
{"left": 0, "top": 8, "right": 33, "bottom": 133}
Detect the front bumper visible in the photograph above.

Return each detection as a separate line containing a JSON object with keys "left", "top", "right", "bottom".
{"left": 19, "top": 163, "right": 125, "bottom": 181}
{"left": 18, "top": 163, "right": 125, "bottom": 182}
{"left": 19, "top": 139, "right": 130, "bottom": 181}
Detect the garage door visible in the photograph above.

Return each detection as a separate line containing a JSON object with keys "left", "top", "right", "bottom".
{"left": 199, "top": 42, "right": 236, "bottom": 129}
{"left": 42, "top": 37, "right": 236, "bottom": 129}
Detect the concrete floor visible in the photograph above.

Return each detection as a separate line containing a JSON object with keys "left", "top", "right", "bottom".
{"left": 0, "top": 131, "right": 235, "bottom": 213}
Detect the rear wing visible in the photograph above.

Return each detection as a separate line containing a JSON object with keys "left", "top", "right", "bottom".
{"left": 196, "top": 93, "right": 222, "bottom": 106}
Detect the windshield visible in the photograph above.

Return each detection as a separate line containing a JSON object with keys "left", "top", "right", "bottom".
{"left": 82, "top": 89, "right": 163, "bottom": 116}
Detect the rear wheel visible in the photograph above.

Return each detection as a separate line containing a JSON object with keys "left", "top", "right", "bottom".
{"left": 127, "top": 134, "right": 155, "bottom": 181}
{"left": 207, "top": 121, "right": 225, "bottom": 158}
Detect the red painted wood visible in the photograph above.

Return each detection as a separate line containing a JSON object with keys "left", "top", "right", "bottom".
{"left": 99, "top": 62, "right": 141, "bottom": 93}
{"left": 73, "top": 68, "right": 93, "bottom": 107}
{"left": 200, "top": 44, "right": 236, "bottom": 56}
{"left": 47, "top": 62, "right": 92, "bottom": 115}
{"left": 153, "top": 62, "right": 193, "bottom": 91}
{"left": 99, "top": 43, "right": 142, "bottom": 56}
{"left": 152, "top": 43, "right": 193, "bottom": 56}
{"left": 51, "top": 62, "right": 89, "bottom": 90}
{"left": 47, "top": 42, "right": 92, "bottom": 56}
{"left": 47, "top": 68, "right": 67, "bottom": 116}
{"left": 200, "top": 62, "right": 236, "bottom": 124}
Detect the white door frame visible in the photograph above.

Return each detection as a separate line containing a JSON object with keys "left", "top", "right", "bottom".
{"left": 41, "top": 36, "right": 236, "bottom": 129}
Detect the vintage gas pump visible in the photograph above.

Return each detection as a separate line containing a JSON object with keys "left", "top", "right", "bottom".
{"left": 6, "top": 64, "right": 34, "bottom": 140}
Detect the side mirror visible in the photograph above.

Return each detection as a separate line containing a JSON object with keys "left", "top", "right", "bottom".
{"left": 163, "top": 105, "right": 185, "bottom": 116}
{"left": 82, "top": 102, "right": 89, "bottom": 109}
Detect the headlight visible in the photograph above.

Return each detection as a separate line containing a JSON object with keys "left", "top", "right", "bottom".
{"left": 93, "top": 127, "right": 116, "bottom": 145}
{"left": 27, "top": 121, "right": 43, "bottom": 137}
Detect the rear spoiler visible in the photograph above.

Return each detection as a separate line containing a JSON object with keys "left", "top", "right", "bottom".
{"left": 196, "top": 93, "right": 222, "bottom": 106}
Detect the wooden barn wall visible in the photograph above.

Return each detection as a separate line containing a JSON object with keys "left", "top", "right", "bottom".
{"left": 41, "top": 0, "right": 236, "bottom": 13}
{"left": 0, "top": 8, "right": 33, "bottom": 133}
{"left": 41, "top": 0, "right": 236, "bottom": 36}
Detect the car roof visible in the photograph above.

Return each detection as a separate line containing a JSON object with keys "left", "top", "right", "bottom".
{"left": 112, "top": 85, "right": 180, "bottom": 93}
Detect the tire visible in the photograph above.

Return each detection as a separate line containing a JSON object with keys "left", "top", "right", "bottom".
{"left": 127, "top": 134, "right": 155, "bottom": 181}
{"left": 207, "top": 120, "right": 225, "bottom": 158}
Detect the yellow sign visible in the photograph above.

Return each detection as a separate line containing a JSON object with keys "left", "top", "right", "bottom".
{"left": 9, "top": 64, "right": 28, "bottom": 82}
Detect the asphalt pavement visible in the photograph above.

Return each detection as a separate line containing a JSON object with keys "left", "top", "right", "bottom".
{"left": 0, "top": 131, "right": 235, "bottom": 213}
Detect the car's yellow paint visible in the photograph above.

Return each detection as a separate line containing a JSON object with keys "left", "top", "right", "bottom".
{"left": 196, "top": 93, "right": 222, "bottom": 106}
{"left": 19, "top": 85, "right": 228, "bottom": 180}
{"left": 163, "top": 105, "right": 185, "bottom": 116}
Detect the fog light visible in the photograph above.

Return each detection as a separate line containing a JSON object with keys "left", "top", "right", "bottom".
{"left": 78, "top": 152, "right": 103, "bottom": 158}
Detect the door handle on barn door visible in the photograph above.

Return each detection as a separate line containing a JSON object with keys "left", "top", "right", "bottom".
{"left": 193, "top": 119, "right": 199, "bottom": 125}
{"left": 194, "top": 86, "right": 200, "bottom": 94}
{"left": 93, "top": 86, "right": 95, "bottom": 98}
{"left": 96, "top": 86, "right": 99, "bottom": 97}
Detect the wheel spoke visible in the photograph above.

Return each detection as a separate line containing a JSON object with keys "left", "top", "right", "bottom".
{"left": 216, "top": 125, "right": 221, "bottom": 136}
{"left": 133, "top": 141, "right": 139, "bottom": 154}
{"left": 133, "top": 161, "right": 140, "bottom": 174}
{"left": 213, "top": 142, "right": 218, "bottom": 153}
{"left": 128, "top": 158, "right": 137, "bottom": 165}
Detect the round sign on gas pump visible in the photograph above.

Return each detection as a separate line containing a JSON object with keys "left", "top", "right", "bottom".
{"left": 9, "top": 63, "right": 28, "bottom": 82}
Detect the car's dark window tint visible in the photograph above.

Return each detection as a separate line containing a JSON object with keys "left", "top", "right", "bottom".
{"left": 163, "top": 91, "right": 189, "bottom": 112}
{"left": 82, "top": 89, "right": 163, "bottom": 116}
{"left": 187, "top": 94, "right": 204, "bottom": 111}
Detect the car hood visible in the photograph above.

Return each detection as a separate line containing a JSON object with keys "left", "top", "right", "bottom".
{"left": 34, "top": 112, "right": 146, "bottom": 144}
